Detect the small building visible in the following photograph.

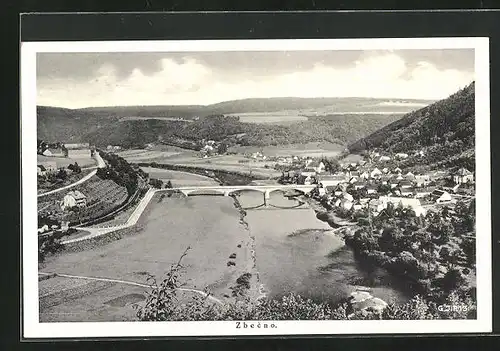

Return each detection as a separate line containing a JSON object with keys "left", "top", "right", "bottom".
{"left": 400, "top": 187, "right": 414, "bottom": 197}
{"left": 343, "top": 192, "right": 354, "bottom": 202}
{"left": 360, "top": 171, "right": 370, "bottom": 180}
{"left": 368, "top": 199, "right": 386, "bottom": 213}
{"left": 414, "top": 187, "right": 435, "bottom": 199}
{"left": 366, "top": 184, "right": 378, "bottom": 195}
{"left": 393, "top": 167, "right": 402, "bottom": 174}
{"left": 395, "top": 153, "right": 409, "bottom": 160}
{"left": 453, "top": 168, "right": 474, "bottom": 184}
{"left": 382, "top": 167, "right": 389, "bottom": 174}
{"left": 431, "top": 189, "right": 453, "bottom": 204}
{"left": 399, "top": 180, "right": 413, "bottom": 189}
{"left": 61, "top": 190, "right": 87, "bottom": 210}
{"left": 37, "top": 165, "right": 46, "bottom": 176}
{"left": 353, "top": 200, "right": 363, "bottom": 211}
{"left": 380, "top": 175, "right": 392, "bottom": 185}
{"left": 379, "top": 155, "right": 391, "bottom": 162}
{"left": 301, "top": 168, "right": 317, "bottom": 178}
{"left": 370, "top": 168, "right": 383, "bottom": 179}
{"left": 414, "top": 175, "right": 431, "bottom": 187}
{"left": 340, "top": 198, "right": 354, "bottom": 211}
{"left": 389, "top": 179, "right": 400, "bottom": 188}
{"left": 318, "top": 174, "right": 346, "bottom": 187}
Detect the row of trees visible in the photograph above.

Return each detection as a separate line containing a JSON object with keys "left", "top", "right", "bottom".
{"left": 96, "top": 151, "right": 140, "bottom": 196}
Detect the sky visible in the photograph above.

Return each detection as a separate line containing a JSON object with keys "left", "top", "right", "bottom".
{"left": 37, "top": 49, "right": 475, "bottom": 108}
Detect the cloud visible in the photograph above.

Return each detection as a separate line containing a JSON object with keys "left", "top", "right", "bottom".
{"left": 37, "top": 53, "right": 474, "bottom": 108}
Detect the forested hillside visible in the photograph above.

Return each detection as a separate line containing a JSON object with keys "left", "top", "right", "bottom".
{"left": 348, "top": 82, "right": 475, "bottom": 169}
{"left": 38, "top": 96, "right": 419, "bottom": 147}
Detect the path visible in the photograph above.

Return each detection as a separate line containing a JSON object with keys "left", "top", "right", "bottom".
{"left": 38, "top": 152, "right": 106, "bottom": 198}
{"left": 38, "top": 271, "right": 223, "bottom": 304}
{"left": 63, "top": 188, "right": 156, "bottom": 244}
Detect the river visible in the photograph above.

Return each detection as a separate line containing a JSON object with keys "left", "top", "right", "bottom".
{"left": 236, "top": 191, "right": 409, "bottom": 306}
{"left": 40, "top": 170, "right": 410, "bottom": 322}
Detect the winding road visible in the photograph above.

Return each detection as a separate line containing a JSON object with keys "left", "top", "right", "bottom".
{"left": 38, "top": 152, "right": 106, "bottom": 198}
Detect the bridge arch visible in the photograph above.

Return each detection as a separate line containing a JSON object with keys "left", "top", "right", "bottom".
{"left": 183, "top": 188, "right": 227, "bottom": 197}
{"left": 227, "top": 188, "right": 266, "bottom": 196}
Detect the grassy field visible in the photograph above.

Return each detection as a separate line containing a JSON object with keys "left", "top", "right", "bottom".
{"left": 39, "top": 194, "right": 255, "bottom": 321}
{"left": 116, "top": 149, "right": 183, "bottom": 162}
{"left": 37, "top": 154, "right": 96, "bottom": 168}
{"left": 228, "top": 112, "right": 308, "bottom": 124}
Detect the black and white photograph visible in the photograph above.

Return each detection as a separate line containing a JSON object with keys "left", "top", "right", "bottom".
{"left": 21, "top": 38, "right": 491, "bottom": 337}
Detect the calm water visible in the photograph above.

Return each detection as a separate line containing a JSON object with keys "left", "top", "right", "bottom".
{"left": 236, "top": 191, "right": 409, "bottom": 305}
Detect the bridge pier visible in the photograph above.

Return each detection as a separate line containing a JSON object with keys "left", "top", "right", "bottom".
{"left": 264, "top": 190, "right": 270, "bottom": 207}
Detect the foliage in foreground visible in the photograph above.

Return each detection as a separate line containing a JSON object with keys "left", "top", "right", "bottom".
{"left": 134, "top": 248, "right": 476, "bottom": 322}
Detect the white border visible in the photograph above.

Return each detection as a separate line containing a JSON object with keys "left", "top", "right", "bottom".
{"left": 22, "top": 38, "right": 491, "bottom": 338}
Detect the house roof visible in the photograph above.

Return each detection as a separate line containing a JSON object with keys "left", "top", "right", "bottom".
{"left": 431, "top": 189, "right": 449, "bottom": 197}
{"left": 67, "top": 190, "right": 86, "bottom": 200}
{"left": 455, "top": 168, "right": 473, "bottom": 176}
{"left": 399, "top": 180, "right": 413, "bottom": 186}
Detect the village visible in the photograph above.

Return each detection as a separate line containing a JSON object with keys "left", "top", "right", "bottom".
{"left": 270, "top": 149, "right": 475, "bottom": 220}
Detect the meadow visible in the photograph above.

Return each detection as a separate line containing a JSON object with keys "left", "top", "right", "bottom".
{"left": 37, "top": 154, "right": 96, "bottom": 168}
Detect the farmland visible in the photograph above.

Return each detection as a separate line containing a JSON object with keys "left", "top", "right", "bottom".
{"left": 228, "top": 112, "right": 308, "bottom": 124}
{"left": 38, "top": 176, "right": 129, "bottom": 225}
{"left": 37, "top": 154, "right": 96, "bottom": 168}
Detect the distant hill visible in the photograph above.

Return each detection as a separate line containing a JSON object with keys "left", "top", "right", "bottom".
{"left": 37, "top": 96, "right": 431, "bottom": 147}
{"left": 348, "top": 82, "right": 475, "bottom": 170}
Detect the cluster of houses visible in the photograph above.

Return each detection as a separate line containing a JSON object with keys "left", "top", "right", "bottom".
{"left": 37, "top": 161, "right": 58, "bottom": 176}
{"left": 38, "top": 142, "right": 93, "bottom": 158}
{"left": 294, "top": 158, "right": 476, "bottom": 217}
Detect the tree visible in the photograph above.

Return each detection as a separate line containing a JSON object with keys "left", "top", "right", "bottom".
{"left": 217, "top": 143, "right": 228, "bottom": 155}
{"left": 165, "top": 180, "right": 173, "bottom": 189}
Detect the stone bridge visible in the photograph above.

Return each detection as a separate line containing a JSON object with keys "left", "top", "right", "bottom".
{"left": 157, "top": 185, "right": 316, "bottom": 206}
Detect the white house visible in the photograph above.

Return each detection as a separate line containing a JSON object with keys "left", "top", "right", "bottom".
{"left": 370, "top": 168, "right": 383, "bottom": 179}
{"left": 340, "top": 198, "right": 353, "bottom": 210}
{"left": 343, "top": 192, "right": 354, "bottom": 202}
{"left": 353, "top": 200, "right": 363, "bottom": 211}
{"left": 379, "top": 155, "right": 391, "bottom": 162}
{"left": 360, "top": 171, "right": 370, "bottom": 180}
{"left": 414, "top": 175, "right": 431, "bottom": 187}
{"left": 382, "top": 167, "right": 389, "bottom": 174}
{"left": 393, "top": 167, "right": 402, "bottom": 174}
{"left": 431, "top": 190, "right": 452, "bottom": 203}
{"left": 453, "top": 168, "right": 474, "bottom": 184}
{"left": 61, "top": 190, "right": 87, "bottom": 210}
{"left": 395, "top": 153, "right": 409, "bottom": 159}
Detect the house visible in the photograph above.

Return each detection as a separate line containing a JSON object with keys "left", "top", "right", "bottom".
{"left": 431, "top": 189, "right": 452, "bottom": 203}
{"left": 353, "top": 200, "right": 363, "bottom": 211}
{"left": 389, "top": 178, "right": 400, "bottom": 188}
{"left": 353, "top": 180, "right": 367, "bottom": 190}
{"left": 343, "top": 192, "right": 354, "bottom": 202}
{"left": 366, "top": 184, "right": 378, "bottom": 195}
{"left": 333, "top": 184, "right": 347, "bottom": 196}
{"left": 370, "top": 168, "right": 383, "bottom": 179}
{"left": 61, "top": 190, "right": 87, "bottom": 210}
{"left": 307, "top": 160, "right": 326, "bottom": 174}
{"left": 453, "top": 168, "right": 474, "bottom": 184}
{"left": 399, "top": 180, "right": 413, "bottom": 189}
{"left": 395, "top": 153, "right": 409, "bottom": 159}
{"left": 301, "top": 168, "right": 317, "bottom": 178}
{"left": 414, "top": 187, "right": 435, "bottom": 199}
{"left": 37, "top": 165, "right": 46, "bottom": 176}
{"left": 400, "top": 187, "right": 414, "bottom": 197}
{"left": 42, "top": 149, "right": 52, "bottom": 156}
{"left": 64, "top": 143, "right": 90, "bottom": 149}
{"left": 380, "top": 175, "right": 392, "bottom": 185}
{"left": 379, "top": 155, "right": 391, "bottom": 162}
{"left": 318, "top": 175, "right": 346, "bottom": 187}
{"left": 404, "top": 172, "right": 415, "bottom": 180}
{"left": 340, "top": 198, "right": 354, "bottom": 210}
{"left": 414, "top": 175, "right": 431, "bottom": 187}
{"left": 396, "top": 174, "right": 404, "bottom": 181}
{"left": 382, "top": 167, "right": 389, "bottom": 174}
{"left": 414, "top": 150, "right": 425, "bottom": 157}
{"left": 368, "top": 199, "right": 386, "bottom": 213}
{"left": 393, "top": 167, "right": 402, "bottom": 174}
{"left": 360, "top": 171, "right": 370, "bottom": 180}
